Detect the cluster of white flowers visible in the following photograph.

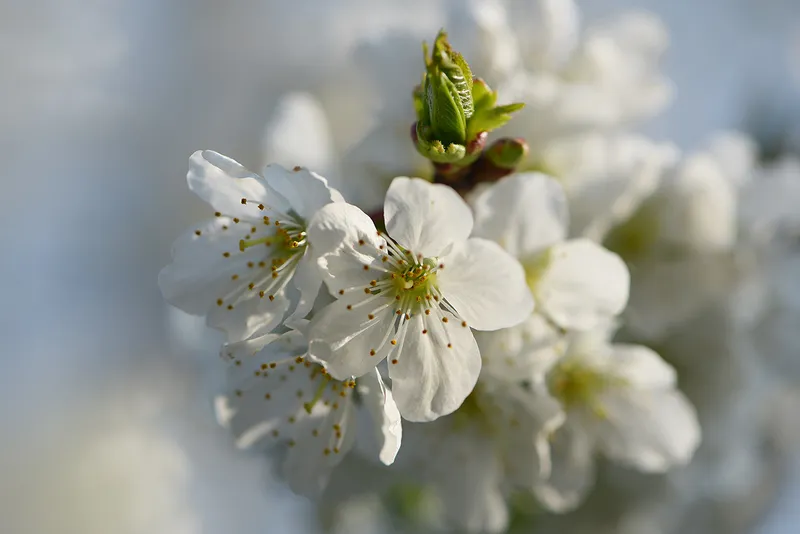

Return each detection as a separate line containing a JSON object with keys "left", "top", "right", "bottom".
{"left": 159, "top": 0, "right": 800, "bottom": 532}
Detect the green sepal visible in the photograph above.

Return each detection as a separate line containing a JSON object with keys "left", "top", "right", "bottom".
{"left": 467, "top": 78, "right": 525, "bottom": 140}
{"left": 414, "top": 120, "right": 467, "bottom": 164}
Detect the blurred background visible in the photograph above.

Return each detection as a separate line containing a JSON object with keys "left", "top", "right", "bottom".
{"left": 2, "top": 0, "right": 800, "bottom": 532}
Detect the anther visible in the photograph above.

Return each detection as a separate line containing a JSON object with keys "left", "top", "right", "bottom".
{"left": 391, "top": 359, "right": 398, "bottom": 365}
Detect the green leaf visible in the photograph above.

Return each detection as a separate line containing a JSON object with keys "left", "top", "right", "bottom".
{"left": 466, "top": 101, "right": 525, "bottom": 140}
{"left": 427, "top": 71, "right": 467, "bottom": 146}
{"left": 471, "top": 78, "right": 497, "bottom": 110}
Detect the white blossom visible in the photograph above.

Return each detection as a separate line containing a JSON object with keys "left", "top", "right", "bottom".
{"left": 216, "top": 328, "right": 402, "bottom": 497}
{"left": 159, "top": 150, "right": 342, "bottom": 341}
{"left": 307, "top": 177, "right": 533, "bottom": 421}
{"left": 390, "top": 333, "right": 565, "bottom": 533}
{"left": 472, "top": 172, "right": 630, "bottom": 336}
{"left": 535, "top": 330, "right": 701, "bottom": 511}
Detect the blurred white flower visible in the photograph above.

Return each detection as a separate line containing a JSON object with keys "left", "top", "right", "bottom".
{"left": 216, "top": 328, "right": 401, "bottom": 497}
{"left": 534, "top": 132, "right": 679, "bottom": 241}
{"left": 393, "top": 339, "right": 565, "bottom": 534}
{"left": 600, "top": 132, "right": 756, "bottom": 340}
{"left": 308, "top": 177, "right": 533, "bottom": 421}
{"left": 500, "top": 2, "right": 672, "bottom": 142}
{"left": 535, "top": 330, "right": 701, "bottom": 511}
{"left": 159, "top": 150, "right": 343, "bottom": 341}
{"left": 472, "top": 172, "right": 630, "bottom": 335}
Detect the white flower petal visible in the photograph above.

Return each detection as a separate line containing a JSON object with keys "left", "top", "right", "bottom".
{"left": 472, "top": 172, "right": 569, "bottom": 258}
{"left": 261, "top": 92, "right": 337, "bottom": 177}
{"left": 206, "top": 288, "right": 292, "bottom": 342}
{"left": 595, "top": 388, "right": 701, "bottom": 473}
{"left": 187, "top": 150, "right": 286, "bottom": 218}
{"left": 355, "top": 369, "right": 402, "bottom": 465}
{"left": 499, "top": 385, "right": 565, "bottom": 486}
{"left": 535, "top": 239, "right": 629, "bottom": 330}
{"left": 607, "top": 344, "right": 677, "bottom": 389}
{"left": 384, "top": 177, "right": 473, "bottom": 257}
{"left": 437, "top": 436, "right": 509, "bottom": 534}
{"left": 287, "top": 250, "right": 323, "bottom": 323}
{"left": 389, "top": 312, "right": 481, "bottom": 422}
{"left": 158, "top": 217, "right": 294, "bottom": 340}
{"left": 261, "top": 164, "right": 343, "bottom": 221}
{"left": 282, "top": 400, "right": 357, "bottom": 497}
{"left": 533, "top": 420, "right": 596, "bottom": 513}
{"left": 308, "top": 298, "right": 396, "bottom": 380}
{"left": 438, "top": 238, "right": 534, "bottom": 331}
{"left": 218, "top": 331, "right": 358, "bottom": 497}
{"left": 307, "top": 202, "right": 386, "bottom": 295}
{"left": 158, "top": 217, "right": 253, "bottom": 315}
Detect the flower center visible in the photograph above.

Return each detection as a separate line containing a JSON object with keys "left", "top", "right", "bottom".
{"left": 548, "top": 360, "right": 625, "bottom": 417}
{"left": 522, "top": 248, "right": 552, "bottom": 296}
{"left": 239, "top": 222, "right": 307, "bottom": 261}
{"left": 603, "top": 201, "right": 661, "bottom": 263}
{"left": 391, "top": 259, "right": 439, "bottom": 308}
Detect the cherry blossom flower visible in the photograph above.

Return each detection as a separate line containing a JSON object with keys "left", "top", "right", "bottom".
{"left": 472, "top": 172, "right": 630, "bottom": 335}
{"left": 535, "top": 330, "right": 701, "bottom": 511}
{"left": 307, "top": 177, "right": 533, "bottom": 421}
{"left": 159, "top": 150, "right": 342, "bottom": 341}
{"left": 215, "top": 328, "right": 401, "bottom": 497}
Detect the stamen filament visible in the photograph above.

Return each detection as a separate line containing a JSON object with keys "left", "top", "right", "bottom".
{"left": 304, "top": 375, "right": 332, "bottom": 414}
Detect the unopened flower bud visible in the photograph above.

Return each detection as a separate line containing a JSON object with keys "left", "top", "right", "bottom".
{"left": 413, "top": 30, "right": 525, "bottom": 168}
{"left": 485, "top": 138, "right": 529, "bottom": 170}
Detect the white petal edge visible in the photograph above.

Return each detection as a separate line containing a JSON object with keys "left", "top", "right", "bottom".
{"left": 471, "top": 172, "right": 569, "bottom": 259}
{"left": 535, "top": 239, "right": 630, "bottom": 331}
{"left": 384, "top": 177, "right": 474, "bottom": 257}
{"left": 438, "top": 238, "right": 534, "bottom": 331}
{"left": 357, "top": 369, "right": 402, "bottom": 465}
